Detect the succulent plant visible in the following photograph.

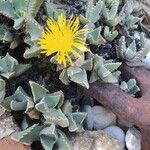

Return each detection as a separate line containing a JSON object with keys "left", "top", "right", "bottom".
{"left": 85, "top": 0, "right": 103, "bottom": 24}
{"left": 103, "top": 26, "right": 118, "bottom": 42}
{"left": 79, "top": 0, "right": 103, "bottom": 27}
{"left": 119, "top": 0, "right": 142, "bottom": 30}
{"left": 61, "top": 67, "right": 90, "bottom": 89}
{"left": 117, "top": 36, "right": 137, "bottom": 64}
{"left": 0, "top": 53, "right": 31, "bottom": 79}
{"left": 0, "top": 0, "right": 43, "bottom": 30}
{"left": 90, "top": 54, "right": 121, "bottom": 83}
{"left": 44, "top": 2, "right": 66, "bottom": 20}
{"left": 122, "top": 15, "right": 141, "bottom": 29}
{"left": 80, "top": 0, "right": 120, "bottom": 45}
{"left": 0, "top": 81, "right": 86, "bottom": 150}
{"left": 59, "top": 52, "right": 122, "bottom": 88}
{"left": 59, "top": 53, "right": 93, "bottom": 89}
{"left": 0, "top": 0, "right": 44, "bottom": 58}
{"left": 79, "top": 0, "right": 105, "bottom": 45}
{"left": 24, "top": 15, "right": 43, "bottom": 58}
{"left": 12, "top": 124, "right": 43, "bottom": 145}
{"left": 87, "top": 26, "right": 105, "bottom": 45}
{"left": 120, "top": 79, "right": 140, "bottom": 96}
{"left": 116, "top": 34, "right": 150, "bottom": 66}
{"left": 102, "top": 0, "right": 120, "bottom": 27}
{"left": 12, "top": 124, "right": 73, "bottom": 150}
{"left": 0, "top": 78, "right": 5, "bottom": 103}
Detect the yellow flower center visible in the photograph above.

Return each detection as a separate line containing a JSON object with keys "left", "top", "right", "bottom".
{"left": 38, "top": 14, "right": 88, "bottom": 67}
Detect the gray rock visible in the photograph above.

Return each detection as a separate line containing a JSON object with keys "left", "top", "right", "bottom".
{"left": 83, "top": 105, "right": 93, "bottom": 130}
{"left": 143, "top": 51, "right": 150, "bottom": 70}
{"left": 104, "top": 126, "right": 125, "bottom": 147}
{"left": 70, "top": 130, "right": 123, "bottom": 150}
{"left": 125, "top": 127, "right": 141, "bottom": 150}
{"left": 0, "top": 107, "right": 19, "bottom": 139}
{"left": 92, "top": 106, "right": 116, "bottom": 130}
{"left": 0, "top": 116, "right": 19, "bottom": 139}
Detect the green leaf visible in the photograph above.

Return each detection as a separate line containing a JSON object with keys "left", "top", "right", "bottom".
{"left": 0, "top": 1, "right": 16, "bottom": 19}
{"left": 125, "top": 15, "right": 140, "bottom": 29}
{"left": 44, "top": 2, "right": 65, "bottom": 20}
{"left": 43, "top": 91, "right": 64, "bottom": 108}
{"left": 29, "top": 81, "right": 48, "bottom": 102}
{"left": 50, "top": 91, "right": 64, "bottom": 108}
{"left": 97, "top": 65, "right": 111, "bottom": 78}
{"left": 35, "top": 92, "right": 64, "bottom": 113}
{"left": 11, "top": 124, "right": 43, "bottom": 145}
{"left": 120, "top": 81, "right": 128, "bottom": 91}
{"left": 102, "top": 73, "right": 119, "bottom": 83}
{"left": 88, "top": 26, "right": 102, "bottom": 45}
{"left": 24, "top": 45, "right": 41, "bottom": 59}
{"left": 125, "top": 41, "right": 137, "bottom": 60}
{"left": 10, "top": 86, "right": 32, "bottom": 111}
{"left": 25, "top": 15, "right": 43, "bottom": 41}
{"left": 67, "top": 67, "right": 89, "bottom": 89}
{"left": 0, "top": 53, "right": 30, "bottom": 78}
{"left": 40, "top": 125, "right": 58, "bottom": 150}
{"left": 120, "top": 79, "right": 140, "bottom": 96}
{"left": 67, "top": 112, "right": 86, "bottom": 132}
{"left": 102, "top": 0, "right": 120, "bottom": 26}
{"left": 109, "top": 0, "right": 119, "bottom": 18}
{"left": 43, "top": 108, "right": 69, "bottom": 128}
{"left": 104, "top": 63, "right": 121, "bottom": 73}
{"left": 28, "top": 0, "right": 43, "bottom": 17}
{"left": 104, "top": 26, "right": 118, "bottom": 42}
{"left": 57, "top": 130, "right": 72, "bottom": 150}
{"left": 1, "top": 53, "right": 18, "bottom": 73}
{"left": 11, "top": 0, "right": 28, "bottom": 13}
{"left": 90, "top": 55, "right": 120, "bottom": 83}
{"left": 127, "top": 79, "right": 137, "bottom": 91}
{"left": 86, "top": 0, "right": 103, "bottom": 23}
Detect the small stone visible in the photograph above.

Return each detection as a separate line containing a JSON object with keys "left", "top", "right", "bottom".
{"left": 69, "top": 130, "right": 123, "bottom": 150}
{"left": 103, "top": 126, "right": 125, "bottom": 147}
{"left": 0, "top": 116, "right": 19, "bottom": 139}
{"left": 92, "top": 106, "right": 116, "bottom": 130}
{"left": 143, "top": 51, "right": 150, "bottom": 69}
{"left": 82, "top": 105, "right": 93, "bottom": 130}
{"left": 0, "top": 107, "right": 19, "bottom": 139}
{"left": 125, "top": 127, "right": 141, "bottom": 150}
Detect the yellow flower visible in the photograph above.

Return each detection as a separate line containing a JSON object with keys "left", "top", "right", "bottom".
{"left": 38, "top": 14, "right": 88, "bottom": 67}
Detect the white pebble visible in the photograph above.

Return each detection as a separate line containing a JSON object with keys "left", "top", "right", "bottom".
{"left": 125, "top": 127, "right": 141, "bottom": 150}
{"left": 143, "top": 51, "right": 150, "bottom": 69}
{"left": 104, "top": 126, "right": 125, "bottom": 147}
{"left": 92, "top": 106, "right": 116, "bottom": 130}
